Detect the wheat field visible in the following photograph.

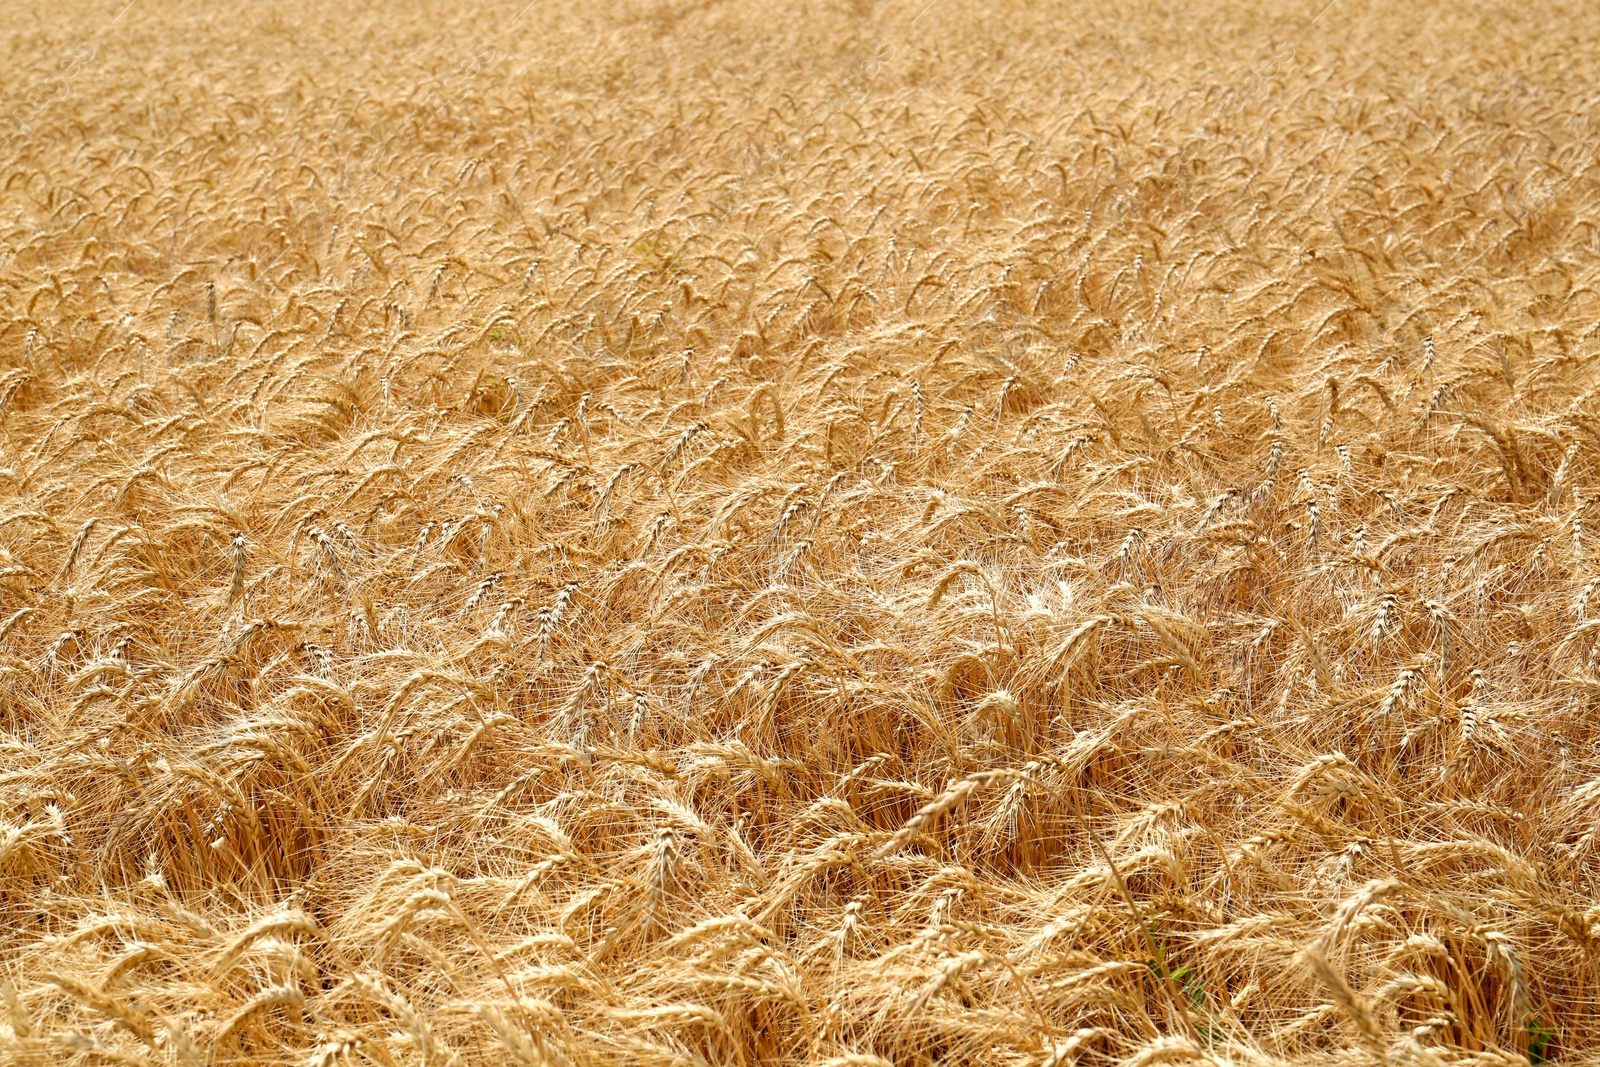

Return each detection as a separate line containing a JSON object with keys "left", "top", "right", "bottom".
{"left": 2, "top": 0, "right": 1600, "bottom": 1062}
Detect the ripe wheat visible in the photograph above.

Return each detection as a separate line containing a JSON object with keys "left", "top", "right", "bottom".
{"left": 3, "top": 0, "right": 1600, "bottom": 1063}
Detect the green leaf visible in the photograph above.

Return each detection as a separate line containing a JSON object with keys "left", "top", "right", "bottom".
{"left": 1527, "top": 1017, "right": 1555, "bottom": 1065}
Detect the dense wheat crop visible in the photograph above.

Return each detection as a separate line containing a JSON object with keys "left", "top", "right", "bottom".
{"left": 3, "top": 0, "right": 1600, "bottom": 1062}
